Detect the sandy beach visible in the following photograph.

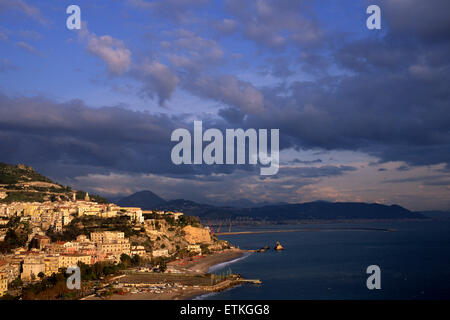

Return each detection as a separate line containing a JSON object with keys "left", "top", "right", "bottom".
{"left": 84, "top": 248, "right": 245, "bottom": 300}
{"left": 169, "top": 248, "right": 245, "bottom": 273}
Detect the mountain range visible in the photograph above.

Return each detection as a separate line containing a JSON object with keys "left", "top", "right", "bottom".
{"left": 115, "top": 190, "right": 426, "bottom": 222}
{"left": 0, "top": 162, "right": 430, "bottom": 222}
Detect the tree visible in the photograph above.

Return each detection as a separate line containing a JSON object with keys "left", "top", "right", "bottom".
{"left": 10, "top": 277, "right": 23, "bottom": 289}
{"left": 120, "top": 253, "right": 132, "bottom": 267}
{"left": 131, "top": 254, "right": 141, "bottom": 266}
{"left": 159, "top": 259, "right": 167, "bottom": 273}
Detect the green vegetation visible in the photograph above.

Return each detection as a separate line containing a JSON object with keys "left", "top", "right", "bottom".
{"left": 0, "top": 162, "right": 108, "bottom": 205}
{"left": 0, "top": 163, "right": 53, "bottom": 185}
{"left": 0, "top": 217, "right": 31, "bottom": 253}
{"left": 1, "top": 191, "right": 46, "bottom": 203}
{"left": 142, "top": 212, "right": 201, "bottom": 228}
{"left": 119, "top": 253, "right": 143, "bottom": 268}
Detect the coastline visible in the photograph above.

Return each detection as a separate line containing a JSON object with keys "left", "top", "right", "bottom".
{"left": 170, "top": 248, "right": 246, "bottom": 274}
{"left": 85, "top": 248, "right": 246, "bottom": 300}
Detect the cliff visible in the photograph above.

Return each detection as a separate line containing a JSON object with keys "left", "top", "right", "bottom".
{"left": 183, "top": 225, "right": 212, "bottom": 244}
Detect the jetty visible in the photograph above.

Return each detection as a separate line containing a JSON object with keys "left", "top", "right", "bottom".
{"left": 238, "top": 279, "right": 262, "bottom": 284}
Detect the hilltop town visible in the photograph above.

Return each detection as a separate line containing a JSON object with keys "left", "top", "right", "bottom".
{"left": 0, "top": 163, "right": 236, "bottom": 300}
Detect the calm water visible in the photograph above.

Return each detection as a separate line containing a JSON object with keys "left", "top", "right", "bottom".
{"left": 201, "top": 220, "right": 450, "bottom": 299}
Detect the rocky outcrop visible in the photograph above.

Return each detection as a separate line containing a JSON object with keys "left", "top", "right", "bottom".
{"left": 183, "top": 225, "right": 212, "bottom": 244}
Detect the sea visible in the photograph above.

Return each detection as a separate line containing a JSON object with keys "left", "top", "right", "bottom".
{"left": 199, "top": 220, "right": 450, "bottom": 300}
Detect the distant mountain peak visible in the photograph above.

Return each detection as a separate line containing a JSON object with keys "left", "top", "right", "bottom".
{"left": 116, "top": 190, "right": 167, "bottom": 209}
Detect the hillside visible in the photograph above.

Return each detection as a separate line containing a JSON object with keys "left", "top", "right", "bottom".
{"left": 0, "top": 163, "right": 53, "bottom": 185}
{"left": 117, "top": 191, "right": 426, "bottom": 222}
{"left": 0, "top": 162, "right": 107, "bottom": 203}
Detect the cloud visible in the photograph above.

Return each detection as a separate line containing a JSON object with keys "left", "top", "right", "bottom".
{"left": 78, "top": 23, "right": 179, "bottom": 106}
{"left": 15, "top": 41, "right": 39, "bottom": 55}
{"left": 380, "top": 0, "right": 450, "bottom": 40}
{"left": 0, "top": 0, "right": 47, "bottom": 25}
{"left": 127, "top": 0, "right": 209, "bottom": 22}
{"left": 0, "top": 92, "right": 184, "bottom": 178}
{"left": 214, "top": 18, "right": 238, "bottom": 34}
{"left": 209, "top": 10, "right": 450, "bottom": 169}
{"left": 164, "top": 29, "right": 224, "bottom": 73}
{"left": 279, "top": 165, "right": 357, "bottom": 178}
{"left": 383, "top": 174, "right": 450, "bottom": 186}
{"left": 79, "top": 25, "right": 132, "bottom": 75}
{"left": 0, "top": 92, "right": 259, "bottom": 180}
{"left": 188, "top": 74, "right": 265, "bottom": 115}
{"left": 289, "top": 158, "right": 322, "bottom": 165}
{"left": 135, "top": 61, "right": 180, "bottom": 106}
{"left": 225, "top": 0, "right": 323, "bottom": 49}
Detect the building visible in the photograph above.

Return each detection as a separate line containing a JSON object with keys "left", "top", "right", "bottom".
{"left": 90, "top": 231, "right": 124, "bottom": 243}
{"left": 172, "top": 212, "right": 184, "bottom": 220}
{"left": 0, "top": 260, "right": 20, "bottom": 283}
{"left": 21, "top": 255, "right": 46, "bottom": 281}
{"left": 58, "top": 254, "right": 91, "bottom": 268}
{"left": 43, "top": 255, "right": 60, "bottom": 276}
{"left": 0, "top": 272, "right": 7, "bottom": 296}
{"left": 131, "top": 245, "right": 146, "bottom": 257}
{"left": 187, "top": 244, "right": 202, "bottom": 254}
{"left": 33, "top": 235, "right": 51, "bottom": 250}
{"left": 98, "top": 240, "right": 131, "bottom": 256}
{"left": 152, "top": 249, "right": 169, "bottom": 257}
{"left": 119, "top": 207, "right": 144, "bottom": 223}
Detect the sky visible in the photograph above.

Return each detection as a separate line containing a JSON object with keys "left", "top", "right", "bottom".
{"left": 0, "top": 0, "right": 450, "bottom": 211}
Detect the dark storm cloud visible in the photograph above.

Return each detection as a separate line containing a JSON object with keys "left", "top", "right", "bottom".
{"left": 289, "top": 159, "right": 323, "bottom": 165}
{"left": 202, "top": 1, "right": 450, "bottom": 170}
{"left": 0, "top": 93, "right": 197, "bottom": 179}
{"left": 380, "top": 0, "right": 450, "bottom": 40}
{"left": 396, "top": 165, "right": 410, "bottom": 172}
{"left": 0, "top": 92, "right": 277, "bottom": 180}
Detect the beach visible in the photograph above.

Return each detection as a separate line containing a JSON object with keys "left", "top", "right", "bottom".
{"left": 169, "top": 248, "right": 245, "bottom": 273}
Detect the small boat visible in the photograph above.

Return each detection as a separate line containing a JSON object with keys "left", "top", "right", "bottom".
{"left": 274, "top": 241, "right": 284, "bottom": 250}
